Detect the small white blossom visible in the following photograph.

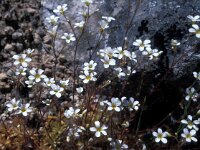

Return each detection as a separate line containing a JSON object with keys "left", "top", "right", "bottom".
{"left": 110, "top": 140, "right": 128, "bottom": 149}
{"left": 142, "top": 47, "right": 163, "bottom": 60}
{"left": 44, "top": 77, "right": 55, "bottom": 86}
{"left": 187, "top": 15, "right": 200, "bottom": 23}
{"left": 64, "top": 107, "right": 80, "bottom": 118}
{"left": 46, "top": 15, "right": 59, "bottom": 25}
{"left": 99, "top": 20, "right": 109, "bottom": 30}
{"left": 28, "top": 68, "right": 46, "bottom": 83}
{"left": 129, "top": 52, "right": 137, "bottom": 62}
{"left": 83, "top": 60, "right": 97, "bottom": 71}
{"left": 60, "top": 79, "right": 70, "bottom": 87}
{"left": 50, "top": 84, "right": 64, "bottom": 98}
{"left": 133, "top": 39, "right": 151, "bottom": 51}
{"left": 13, "top": 54, "right": 32, "bottom": 67}
{"left": 185, "top": 87, "right": 198, "bottom": 102}
{"left": 123, "top": 97, "right": 140, "bottom": 111}
{"left": 76, "top": 87, "right": 84, "bottom": 93}
{"left": 189, "top": 24, "right": 200, "bottom": 38}
{"left": 6, "top": 98, "right": 20, "bottom": 112}
{"left": 53, "top": 4, "right": 68, "bottom": 15}
{"left": 61, "top": 33, "right": 76, "bottom": 43}
{"left": 171, "top": 39, "right": 181, "bottom": 48}
{"left": 48, "top": 25, "right": 58, "bottom": 36}
{"left": 181, "top": 115, "right": 200, "bottom": 131}
{"left": 114, "top": 67, "right": 126, "bottom": 78}
{"left": 181, "top": 128, "right": 197, "bottom": 142}
{"left": 81, "top": 0, "right": 93, "bottom": 5}
{"left": 25, "top": 48, "right": 35, "bottom": 55}
{"left": 74, "top": 21, "right": 85, "bottom": 28}
{"left": 25, "top": 80, "right": 35, "bottom": 88}
{"left": 127, "top": 66, "right": 136, "bottom": 76}
{"left": 107, "top": 97, "right": 122, "bottom": 112}
{"left": 193, "top": 72, "right": 200, "bottom": 80}
{"left": 152, "top": 128, "right": 169, "bottom": 144}
{"left": 114, "top": 47, "right": 131, "bottom": 59}
{"left": 79, "top": 71, "right": 97, "bottom": 83}
{"left": 18, "top": 103, "right": 32, "bottom": 116}
{"left": 101, "top": 55, "right": 116, "bottom": 68}
{"left": 15, "top": 66, "right": 27, "bottom": 76}
{"left": 90, "top": 121, "right": 108, "bottom": 137}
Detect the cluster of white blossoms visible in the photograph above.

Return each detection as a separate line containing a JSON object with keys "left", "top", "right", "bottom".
{"left": 188, "top": 15, "right": 200, "bottom": 38}
{"left": 102, "top": 97, "right": 140, "bottom": 112}
{"left": 79, "top": 60, "right": 97, "bottom": 83}
{"left": 133, "top": 39, "right": 163, "bottom": 60}
{"left": 6, "top": 98, "right": 32, "bottom": 116}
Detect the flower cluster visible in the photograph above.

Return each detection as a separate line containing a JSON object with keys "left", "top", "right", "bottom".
{"left": 188, "top": 15, "right": 200, "bottom": 38}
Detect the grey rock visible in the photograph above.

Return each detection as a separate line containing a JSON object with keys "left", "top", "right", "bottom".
{"left": 4, "top": 44, "right": 14, "bottom": 51}
{"left": 12, "top": 32, "right": 23, "bottom": 40}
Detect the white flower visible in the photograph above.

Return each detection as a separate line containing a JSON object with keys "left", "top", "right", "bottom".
{"left": 64, "top": 107, "right": 80, "bottom": 118}
{"left": 81, "top": 0, "right": 93, "bottom": 5}
{"left": 129, "top": 52, "right": 137, "bottom": 62}
{"left": 193, "top": 72, "right": 200, "bottom": 80}
{"left": 114, "top": 47, "right": 131, "bottom": 59}
{"left": 181, "top": 115, "right": 199, "bottom": 131}
{"left": 46, "top": 15, "right": 59, "bottom": 25}
{"left": 90, "top": 121, "right": 108, "bottom": 137}
{"left": 110, "top": 139, "right": 128, "bottom": 149}
{"left": 53, "top": 4, "right": 68, "bottom": 15}
{"left": 83, "top": 60, "right": 97, "bottom": 71}
{"left": 76, "top": 87, "right": 84, "bottom": 93}
{"left": 99, "top": 47, "right": 117, "bottom": 58}
{"left": 152, "top": 128, "right": 169, "bottom": 144}
{"left": 48, "top": 25, "right": 58, "bottom": 36}
{"left": 44, "top": 77, "right": 55, "bottom": 86}
{"left": 60, "top": 79, "right": 70, "bottom": 87}
{"left": 181, "top": 128, "right": 197, "bottom": 142}
{"left": 15, "top": 66, "right": 27, "bottom": 76}
{"left": 114, "top": 67, "right": 126, "bottom": 78}
{"left": 189, "top": 24, "right": 200, "bottom": 38}
{"left": 79, "top": 71, "right": 97, "bottom": 84}
{"left": 107, "top": 97, "right": 121, "bottom": 112}
{"left": 101, "top": 55, "right": 116, "bottom": 68}
{"left": 18, "top": 103, "right": 32, "bottom": 116}
{"left": 28, "top": 68, "right": 46, "bottom": 83}
{"left": 133, "top": 39, "right": 151, "bottom": 51}
{"left": 50, "top": 84, "right": 64, "bottom": 98}
{"left": 25, "top": 80, "right": 35, "bottom": 88}
{"left": 185, "top": 87, "right": 198, "bottom": 102}
{"left": 25, "top": 48, "right": 35, "bottom": 55}
{"left": 171, "top": 39, "right": 180, "bottom": 48}
{"left": 123, "top": 97, "right": 140, "bottom": 111}
{"left": 61, "top": 33, "right": 76, "bottom": 43}
{"left": 6, "top": 98, "right": 20, "bottom": 112}
{"left": 142, "top": 47, "right": 163, "bottom": 60}
{"left": 99, "top": 20, "right": 109, "bottom": 30}
{"left": 187, "top": 15, "right": 200, "bottom": 23}
{"left": 74, "top": 21, "right": 85, "bottom": 28}
{"left": 102, "top": 16, "right": 115, "bottom": 22}
{"left": 127, "top": 66, "right": 136, "bottom": 76}
{"left": 13, "top": 54, "right": 32, "bottom": 67}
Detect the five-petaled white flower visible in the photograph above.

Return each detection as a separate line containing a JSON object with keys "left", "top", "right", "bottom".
{"left": 123, "top": 97, "right": 140, "bottom": 111}
{"left": 101, "top": 55, "right": 116, "bottom": 68}
{"left": 114, "top": 47, "right": 131, "bottom": 59}
{"left": 13, "top": 54, "right": 32, "bottom": 67}
{"left": 28, "top": 68, "right": 46, "bottom": 83}
{"left": 189, "top": 24, "right": 200, "bottom": 38}
{"left": 193, "top": 72, "right": 200, "bottom": 80}
{"left": 133, "top": 39, "right": 151, "bottom": 51}
{"left": 61, "top": 33, "right": 76, "bottom": 43}
{"left": 60, "top": 79, "right": 70, "bottom": 87}
{"left": 18, "top": 103, "right": 32, "bottom": 116}
{"left": 185, "top": 87, "right": 198, "bottom": 102}
{"left": 79, "top": 71, "right": 97, "bottom": 83}
{"left": 81, "top": 0, "right": 93, "bottom": 5}
{"left": 74, "top": 21, "right": 85, "bottom": 28}
{"left": 15, "top": 66, "right": 27, "bottom": 76}
{"left": 181, "top": 115, "right": 200, "bottom": 131}
{"left": 50, "top": 84, "right": 64, "bottom": 98}
{"left": 90, "top": 121, "right": 108, "bottom": 137}
{"left": 152, "top": 128, "right": 169, "bottom": 144}
{"left": 142, "top": 47, "right": 163, "bottom": 60}
{"left": 83, "top": 60, "right": 97, "bottom": 71}
{"left": 6, "top": 98, "right": 20, "bottom": 112}
{"left": 53, "top": 4, "right": 68, "bottom": 15}
{"left": 181, "top": 128, "right": 197, "bottom": 142}
{"left": 44, "top": 77, "right": 55, "bottom": 86}
{"left": 99, "top": 20, "right": 109, "bottom": 30}
{"left": 114, "top": 67, "right": 126, "bottom": 78}
{"left": 107, "top": 97, "right": 122, "bottom": 112}
{"left": 64, "top": 107, "right": 80, "bottom": 118}
{"left": 46, "top": 15, "right": 59, "bottom": 25}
